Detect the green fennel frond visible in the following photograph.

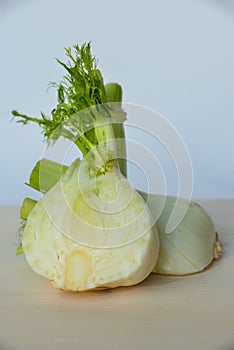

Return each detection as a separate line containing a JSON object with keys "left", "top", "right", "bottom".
{"left": 12, "top": 42, "right": 109, "bottom": 152}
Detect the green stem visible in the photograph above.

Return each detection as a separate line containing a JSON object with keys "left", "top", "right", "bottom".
{"left": 27, "top": 158, "right": 68, "bottom": 193}
{"left": 105, "top": 83, "right": 122, "bottom": 103}
{"left": 16, "top": 243, "right": 23, "bottom": 256}
{"left": 20, "top": 197, "right": 37, "bottom": 220}
{"left": 112, "top": 123, "right": 127, "bottom": 178}
{"left": 105, "top": 83, "right": 127, "bottom": 177}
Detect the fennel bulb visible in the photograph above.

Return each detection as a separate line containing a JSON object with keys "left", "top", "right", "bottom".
{"left": 141, "top": 193, "right": 222, "bottom": 275}
{"left": 22, "top": 159, "right": 159, "bottom": 291}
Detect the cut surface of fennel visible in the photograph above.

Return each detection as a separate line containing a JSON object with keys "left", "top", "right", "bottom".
{"left": 22, "top": 159, "right": 159, "bottom": 291}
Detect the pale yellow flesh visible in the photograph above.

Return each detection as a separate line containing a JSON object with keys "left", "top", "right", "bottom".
{"left": 22, "top": 165, "right": 160, "bottom": 291}
{"left": 23, "top": 204, "right": 158, "bottom": 291}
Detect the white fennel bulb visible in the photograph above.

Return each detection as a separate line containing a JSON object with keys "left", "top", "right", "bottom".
{"left": 22, "top": 160, "right": 159, "bottom": 291}
{"left": 141, "top": 193, "right": 222, "bottom": 275}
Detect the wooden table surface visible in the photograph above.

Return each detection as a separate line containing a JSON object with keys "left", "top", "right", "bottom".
{"left": 0, "top": 200, "right": 234, "bottom": 350}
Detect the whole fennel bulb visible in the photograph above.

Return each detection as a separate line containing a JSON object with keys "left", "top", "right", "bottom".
{"left": 140, "top": 193, "right": 222, "bottom": 275}
{"left": 13, "top": 43, "right": 160, "bottom": 291}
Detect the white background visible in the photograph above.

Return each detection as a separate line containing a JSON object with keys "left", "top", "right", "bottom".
{"left": 0, "top": 0, "right": 234, "bottom": 205}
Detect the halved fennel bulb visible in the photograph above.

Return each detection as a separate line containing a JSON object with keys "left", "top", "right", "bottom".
{"left": 140, "top": 193, "right": 222, "bottom": 275}
{"left": 22, "top": 160, "right": 159, "bottom": 291}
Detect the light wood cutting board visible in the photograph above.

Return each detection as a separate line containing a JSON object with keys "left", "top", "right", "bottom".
{"left": 0, "top": 200, "right": 234, "bottom": 350}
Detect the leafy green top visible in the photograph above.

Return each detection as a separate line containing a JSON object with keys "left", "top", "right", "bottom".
{"left": 12, "top": 42, "right": 122, "bottom": 160}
